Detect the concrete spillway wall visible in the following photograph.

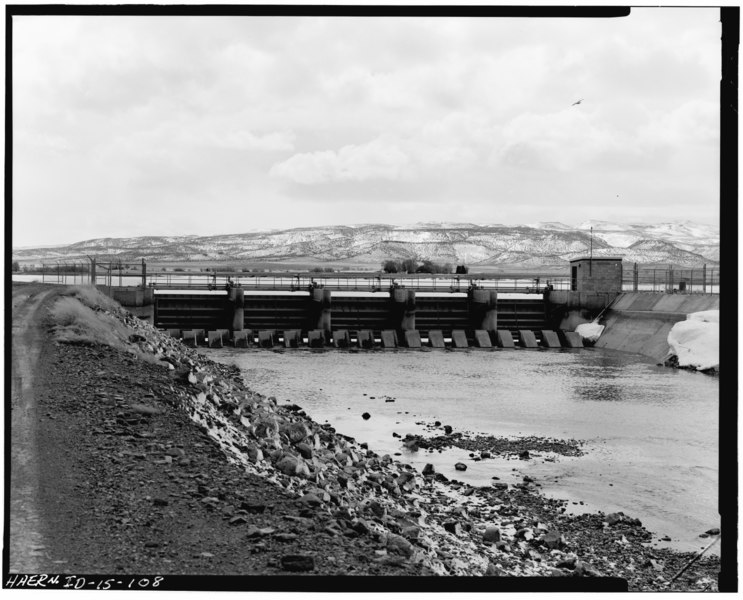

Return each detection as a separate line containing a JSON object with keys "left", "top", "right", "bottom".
{"left": 595, "top": 292, "right": 720, "bottom": 362}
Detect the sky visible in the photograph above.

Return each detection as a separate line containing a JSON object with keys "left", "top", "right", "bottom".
{"left": 12, "top": 7, "right": 722, "bottom": 247}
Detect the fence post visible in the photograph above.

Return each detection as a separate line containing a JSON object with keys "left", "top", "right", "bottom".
{"left": 667, "top": 265, "right": 673, "bottom": 293}
{"left": 142, "top": 258, "right": 147, "bottom": 288}
{"left": 633, "top": 263, "right": 638, "bottom": 291}
{"left": 702, "top": 263, "right": 706, "bottom": 293}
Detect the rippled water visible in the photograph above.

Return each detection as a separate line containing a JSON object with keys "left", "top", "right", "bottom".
{"left": 209, "top": 346, "right": 719, "bottom": 554}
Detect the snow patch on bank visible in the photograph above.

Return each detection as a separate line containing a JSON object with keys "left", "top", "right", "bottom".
{"left": 575, "top": 321, "right": 605, "bottom": 343}
{"left": 666, "top": 310, "right": 719, "bottom": 371}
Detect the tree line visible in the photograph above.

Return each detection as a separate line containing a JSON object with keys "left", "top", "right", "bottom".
{"left": 381, "top": 259, "right": 468, "bottom": 274}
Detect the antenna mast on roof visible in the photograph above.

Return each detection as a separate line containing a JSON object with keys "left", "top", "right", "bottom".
{"left": 589, "top": 226, "right": 593, "bottom": 276}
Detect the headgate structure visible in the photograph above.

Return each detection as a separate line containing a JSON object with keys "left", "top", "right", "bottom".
{"left": 89, "top": 256, "right": 715, "bottom": 350}
{"left": 151, "top": 260, "right": 631, "bottom": 349}
{"left": 152, "top": 285, "right": 569, "bottom": 349}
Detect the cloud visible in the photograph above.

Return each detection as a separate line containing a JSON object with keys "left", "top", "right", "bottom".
{"left": 270, "top": 127, "right": 485, "bottom": 185}
{"left": 269, "top": 135, "right": 413, "bottom": 184}
{"left": 11, "top": 11, "right": 722, "bottom": 246}
{"left": 177, "top": 123, "right": 296, "bottom": 152}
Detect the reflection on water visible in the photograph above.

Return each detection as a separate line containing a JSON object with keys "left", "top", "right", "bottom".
{"left": 210, "top": 346, "right": 719, "bottom": 554}
{"left": 573, "top": 381, "right": 626, "bottom": 402}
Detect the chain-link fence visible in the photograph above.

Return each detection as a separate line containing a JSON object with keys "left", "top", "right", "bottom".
{"left": 36, "top": 261, "right": 90, "bottom": 285}
{"left": 623, "top": 264, "right": 719, "bottom": 294}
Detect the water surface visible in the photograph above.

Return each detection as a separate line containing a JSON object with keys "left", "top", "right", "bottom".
{"left": 210, "top": 346, "right": 719, "bottom": 554}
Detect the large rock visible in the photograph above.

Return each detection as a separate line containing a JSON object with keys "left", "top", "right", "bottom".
{"left": 397, "top": 472, "right": 415, "bottom": 486}
{"left": 386, "top": 534, "right": 414, "bottom": 557}
{"left": 542, "top": 529, "right": 565, "bottom": 549}
{"left": 299, "top": 493, "right": 323, "bottom": 507}
{"left": 295, "top": 442, "right": 313, "bottom": 460}
{"left": 280, "top": 555, "right": 315, "bottom": 572}
{"left": 282, "top": 422, "right": 309, "bottom": 444}
{"left": 245, "top": 445, "right": 263, "bottom": 462}
{"left": 483, "top": 526, "right": 501, "bottom": 543}
{"left": 275, "top": 455, "right": 300, "bottom": 476}
{"left": 556, "top": 555, "right": 577, "bottom": 570}
{"left": 484, "top": 562, "right": 508, "bottom": 576}
{"left": 352, "top": 519, "right": 371, "bottom": 535}
{"left": 368, "top": 500, "right": 386, "bottom": 518}
{"left": 606, "top": 512, "right": 623, "bottom": 526}
{"left": 443, "top": 521, "right": 461, "bottom": 535}
{"left": 130, "top": 404, "right": 162, "bottom": 416}
{"left": 254, "top": 417, "right": 279, "bottom": 440}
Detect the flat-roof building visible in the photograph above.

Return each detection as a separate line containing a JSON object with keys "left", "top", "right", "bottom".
{"left": 569, "top": 257, "right": 623, "bottom": 294}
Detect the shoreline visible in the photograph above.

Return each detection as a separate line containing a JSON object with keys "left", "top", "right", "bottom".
{"left": 8, "top": 283, "right": 722, "bottom": 591}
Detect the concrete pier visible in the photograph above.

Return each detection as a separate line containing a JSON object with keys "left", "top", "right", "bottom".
{"left": 208, "top": 331, "right": 223, "bottom": 348}
{"left": 470, "top": 289, "right": 498, "bottom": 331}
{"left": 391, "top": 288, "right": 416, "bottom": 332}
{"left": 311, "top": 288, "right": 332, "bottom": 343}
{"left": 183, "top": 331, "right": 198, "bottom": 347}
{"left": 381, "top": 330, "right": 398, "bottom": 348}
{"left": 518, "top": 330, "right": 538, "bottom": 348}
{"left": 452, "top": 330, "right": 468, "bottom": 348}
{"left": 540, "top": 330, "right": 561, "bottom": 348}
{"left": 333, "top": 330, "right": 350, "bottom": 348}
{"left": 308, "top": 329, "right": 326, "bottom": 348}
{"left": 404, "top": 330, "right": 422, "bottom": 348}
{"left": 231, "top": 287, "right": 244, "bottom": 332}
{"left": 496, "top": 330, "right": 515, "bottom": 348}
{"left": 561, "top": 331, "right": 584, "bottom": 348}
{"left": 357, "top": 330, "right": 375, "bottom": 349}
{"left": 428, "top": 330, "right": 445, "bottom": 348}
{"left": 233, "top": 330, "right": 251, "bottom": 347}
{"left": 283, "top": 329, "right": 301, "bottom": 348}
{"left": 259, "top": 330, "right": 274, "bottom": 348}
{"left": 474, "top": 330, "right": 492, "bottom": 348}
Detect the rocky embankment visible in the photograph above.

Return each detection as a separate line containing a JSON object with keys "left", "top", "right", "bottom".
{"left": 19, "top": 285, "right": 720, "bottom": 590}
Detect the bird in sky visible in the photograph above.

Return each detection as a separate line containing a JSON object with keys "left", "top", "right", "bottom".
{"left": 572, "top": 98, "right": 583, "bottom": 106}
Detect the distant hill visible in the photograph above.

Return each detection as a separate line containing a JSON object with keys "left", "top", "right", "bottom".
{"left": 12, "top": 221, "right": 719, "bottom": 268}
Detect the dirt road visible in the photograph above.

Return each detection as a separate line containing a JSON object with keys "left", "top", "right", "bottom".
{"left": 9, "top": 284, "right": 57, "bottom": 572}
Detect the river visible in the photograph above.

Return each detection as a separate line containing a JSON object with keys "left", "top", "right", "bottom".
{"left": 208, "top": 346, "right": 719, "bottom": 555}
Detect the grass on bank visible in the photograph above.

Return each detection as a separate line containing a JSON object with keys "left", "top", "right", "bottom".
{"left": 50, "top": 286, "right": 171, "bottom": 367}
{"left": 50, "top": 296, "right": 130, "bottom": 348}
{"left": 50, "top": 286, "right": 156, "bottom": 360}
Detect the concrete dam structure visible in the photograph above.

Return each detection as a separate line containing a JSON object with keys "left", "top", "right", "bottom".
{"left": 100, "top": 257, "right": 717, "bottom": 356}
{"left": 152, "top": 287, "right": 578, "bottom": 349}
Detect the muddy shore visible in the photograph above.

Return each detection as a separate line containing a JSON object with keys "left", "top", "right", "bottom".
{"left": 8, "top": 283, "right": 722, "bottom": 591}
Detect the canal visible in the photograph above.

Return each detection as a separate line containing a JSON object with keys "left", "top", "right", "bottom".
{"left": 208, "top": 345, "right": 719, "bottom": 555}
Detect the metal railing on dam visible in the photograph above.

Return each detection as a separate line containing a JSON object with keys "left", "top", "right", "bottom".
{"left": 147, "top": 273, "right": 569, "bottom": 294}
{"left": 14, "top": 265, "right": 719, "bottom": 294}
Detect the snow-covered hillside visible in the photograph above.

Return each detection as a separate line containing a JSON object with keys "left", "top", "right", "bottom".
{"left": 12, "top": 221, "right": 719, "bottom": 267}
